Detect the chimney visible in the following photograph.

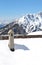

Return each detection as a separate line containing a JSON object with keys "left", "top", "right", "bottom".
{"left": 8, "top": 29, "right": 15, "bottom": 51}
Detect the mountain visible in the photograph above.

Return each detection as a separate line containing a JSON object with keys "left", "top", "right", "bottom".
{"left": 0, "top": 24, "right": 5, "bottom": 28}
{"left": 0, "top": 12, "right": 42, "bottom": 35}
{"left": 18, "top": 12, "right": 42, "bottom": 34}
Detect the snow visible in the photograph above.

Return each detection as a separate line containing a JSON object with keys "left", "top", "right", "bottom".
{"left": 0, "top": 31, "right": 42, "bottom": 65}
{"left": 18, "top": 12, "right": 42, "bottom": 33}
{"left": 28, "top": 31, "right": 42, "bottom": 35}
{"left": 18, "top": 16, "right": 25, "bottom": 24}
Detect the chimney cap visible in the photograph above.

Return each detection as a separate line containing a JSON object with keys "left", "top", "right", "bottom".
{"left": 8, "top": 29, "right": 14, "bottom": 34}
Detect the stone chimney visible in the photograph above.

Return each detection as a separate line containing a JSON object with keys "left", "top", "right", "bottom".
{"left": 8, "top": 29, "right": 15, "bottom": 51}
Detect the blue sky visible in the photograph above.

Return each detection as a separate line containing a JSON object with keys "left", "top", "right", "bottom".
{"left": 0, "top": 0, "right": 42, "bottom": 19}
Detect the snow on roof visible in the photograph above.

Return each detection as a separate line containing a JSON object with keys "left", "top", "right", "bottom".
{"left": 28, "top": 31, "right": 42, "bottom": 35}
{"left": 0, "top": 37, "right": 42, "bottom": 65}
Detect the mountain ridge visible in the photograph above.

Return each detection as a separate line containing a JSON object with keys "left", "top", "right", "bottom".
{"left": 0, "top": 12, "right": 42, "bottom": 35}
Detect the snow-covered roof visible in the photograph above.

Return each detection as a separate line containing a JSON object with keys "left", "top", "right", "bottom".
{"left": 28, "top": 31, "right": 42, "bottom": 35}
{"left": 0, "top": 37, "right": 42, "bottom": 65}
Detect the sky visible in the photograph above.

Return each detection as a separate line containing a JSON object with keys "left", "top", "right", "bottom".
{"left": 0, "top": 0, "right": 42, "bottom": 19}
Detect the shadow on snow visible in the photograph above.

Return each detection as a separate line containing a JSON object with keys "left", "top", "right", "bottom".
{"left": 15, "top": 44, "right": 30, "bottom": 50}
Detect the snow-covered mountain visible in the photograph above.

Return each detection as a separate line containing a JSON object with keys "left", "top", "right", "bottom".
{"left": 0, "top": 12, "right": 42, "bottom": 35}
{"left": 18, "top": 12, "right": 42, "bottom": 34}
